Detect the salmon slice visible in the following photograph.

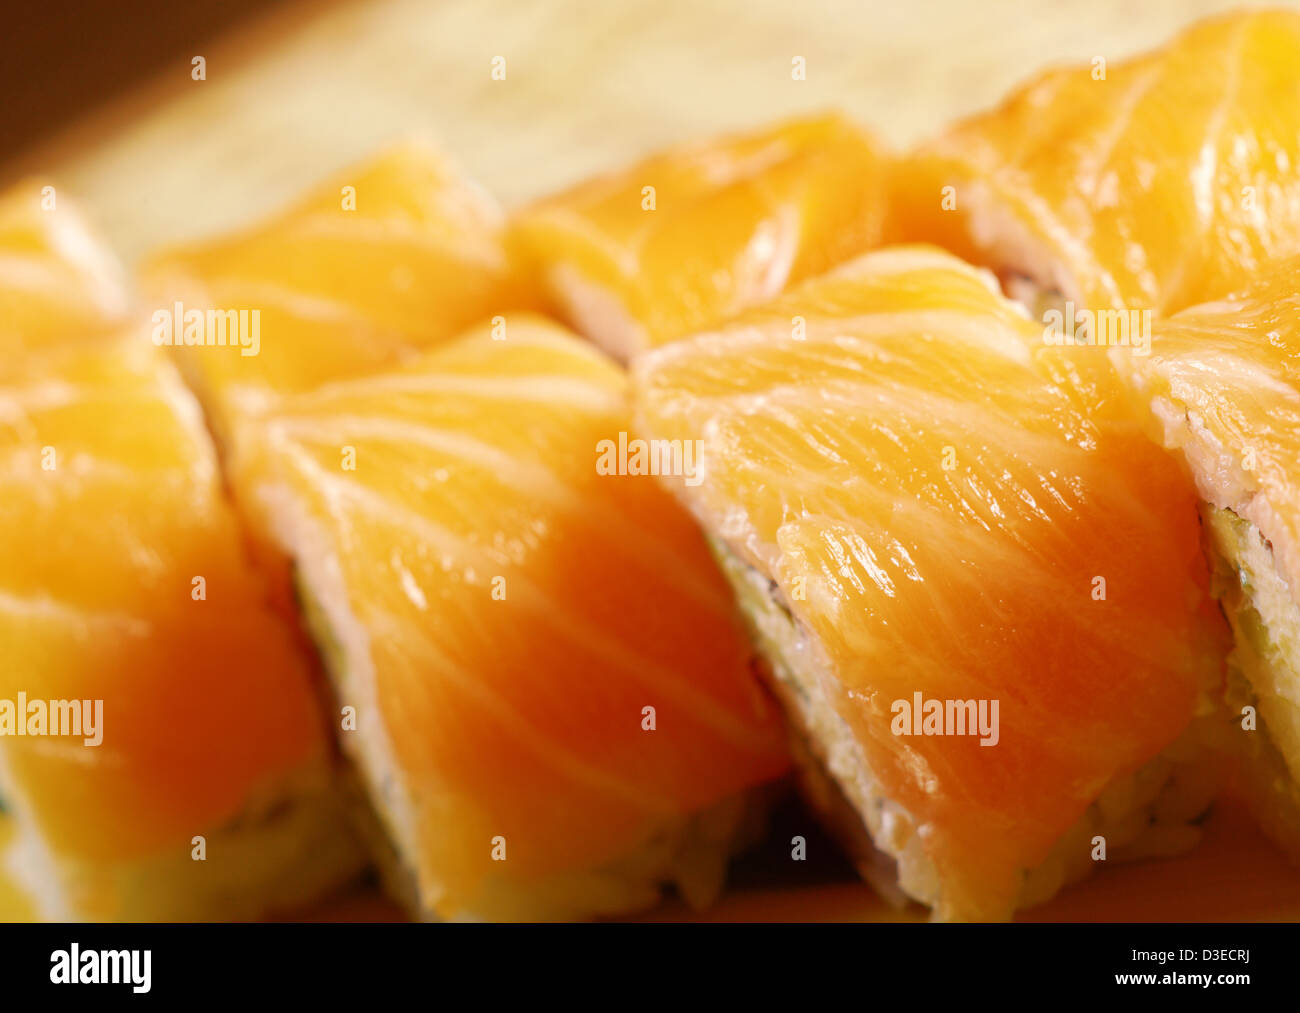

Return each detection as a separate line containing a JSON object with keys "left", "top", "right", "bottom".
{"left": 0, "top": 183, "right": 362, "bottom": 920}
{"left": 231, "top": 315, "right": 790, "bottom": 920}
{"left": 892, "top": 9, "right": 1300, "bottom": 319}
{"left": 142, "top": 139, "right": 540, "bottom": 439}
{"left": 1116, "top": 255, "right": 1300, "bottom": 867}
{"left": 632, "top": 245, "right": 1227, "bottom": 921}
{"left": 510, "top": 112, "right": 889, "bottom": 361}
{"left": 0, "top": 183, "right": 128, "bottom": 350}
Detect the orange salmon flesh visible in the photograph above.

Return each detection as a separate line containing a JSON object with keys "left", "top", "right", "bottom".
{"left": 893, "top": 9, "right": 1300, "bottom": 318}
{"left": 633, "top": 246, "right": 1227, "bottom": 920}
{"left": 233, "top": 316, "right": 791, "bottom": 918}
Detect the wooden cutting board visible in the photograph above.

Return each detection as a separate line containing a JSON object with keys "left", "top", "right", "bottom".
{"left": 2, "top": 0, "right": 1296, "bottom": 922}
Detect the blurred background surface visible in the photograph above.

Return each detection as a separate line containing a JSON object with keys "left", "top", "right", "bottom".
{"left": 1, "top": 0, "right": 1272, "bottom": 262}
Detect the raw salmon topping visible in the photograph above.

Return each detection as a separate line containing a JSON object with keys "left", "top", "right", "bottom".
{"left": 634, "top": 246, "right": 1225, "bottom": 919}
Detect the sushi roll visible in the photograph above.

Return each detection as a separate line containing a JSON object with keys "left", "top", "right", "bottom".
{"left": 229, "top": 315, "right": 790, "bottom": 920}
{"left": 1116, "top": 255, "right": 1300, "bottom": 864}
{"left": 510, "top": 112, "right": 889, "bottom": 362}
{"left": 632, "top": 246, "right": 1227, "bottom": 921}
{"left": 142, "top": 141, "right": 543, "bottom": 616}
{"left": 146, "top": 147, "right": 790, "bottom": 920}
{"left": 893, "top": 9, "right": 1300, "bottom": 320}
{"left": 0, "top": 185, "right": 364, "bottom": 920}
{"left": 143, "top": 138, "right": 541, "bottom": 440}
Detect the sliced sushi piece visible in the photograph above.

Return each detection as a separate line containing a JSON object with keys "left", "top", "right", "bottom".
{"left": 0, "top": 182, "right": 128, "bottom": 350}
{"left": 510, "top": 112, "right": 889, "bottom": 361}
{"left": 229, "top": 315, "right": 790, "bottom": 921}
{"left": 893, "top": 9, "right": 1300, "bottom": 319}
{"left": 0, "top": 184, "right": 363, "bottom": 920}
{"left": 632, "top": 245, "right": 1227, "bottom": 921}
{"left": 0, "top": 337, "right": 364, "bottom": 920}
{"left": 142, "top": 138, "right": 539, "bottom": 440}
{"left": 1115, "top": 255, "right": 1300, "bottom": 865}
